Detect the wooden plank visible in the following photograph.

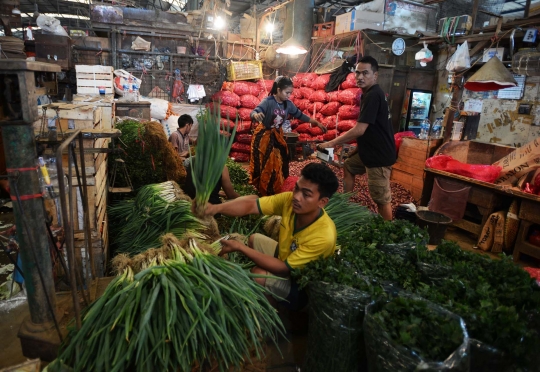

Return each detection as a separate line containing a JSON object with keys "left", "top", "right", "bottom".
{"left": 453, "top": 218, "right": 482, "bottom": 236}
{"left": 398, "top": 146, "right": 433, "bottom": 162}
{"left": 77, "top": 86, "right": 114, "bottom": 95}
{"left": 393, "top": 160, "right": 425, "bottom": 175}
{"left": 75, "top": 65, "right": 114, "bottom": 73}
{"left": 519, "top": 199, "right": 540, "bottom": 224}
{"left": 391, "top": 169, "right": 414, "bottom": 189}
{"left": 41, "top": 104, "right": 102, "bottom": 124}
{"left": 468, "top": 186, "right": 496, "bottom": 208}
{"left": 101, "top": 106, "right": 113, "bottom": 129}
{"left": 411, "top": 186, "right": 423, "bottom": 201}
{"left": 412, "top": 176, "right": 424, "bottom": 189}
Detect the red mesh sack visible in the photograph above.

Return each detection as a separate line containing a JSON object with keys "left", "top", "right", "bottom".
{"left": 394, "top": 131, "right": 416, "bottom": 153}
{"left": 258, "top": 91, "right": 268, "bottom": 102}
{"left": 219, "top": 118, "right": 236, "bottom": 131}
{"left": 328, "top": 91, "right": 339, "bottom": 102}
{"left": 338, "top": 105, "right": 360, "bottom": 120}
{"left": 230, "top": 152, "right": 249, "bottom": 162}
{"left": 236, "top": 120, "right": 252, "bottom": 134}
{"left": 312, "top": 74, "right": 331, "bottom": 90}
{"left": 257, "top": 79, "right": 274, "bottom": 93}
{"left": 338, "top": 88, "right": 362, "bottom": 105}
{"left": 323, "top": 115, "right": 337, "bottom": 129}
{"left": 238, "top": 108, "right": 252, "bottom": 121}
{"left": 240, "top": 94, "right": 260, "bottom": 109}
{"left": 218, "top": 104, "right": 238, "bottom": 119}
{"left": 247, "top": 82, "right": 261, "bottom": 96}
{"left": 309, "top": 126, "right": 324, "bottom": 136}
{"left": 232, "top": 82, "right": 251, "bottom": 96}
{"left": 323, "top": 129, "right": 338, "bottom": 141}
{"left": 280, "top": 176, "right": 299, "bottom": 192}
{"left": 292, "top": 73, "right": 307, "bottom": 88}
{"left": 212, "top": 91, "right": 240, "bottom": 107}
{"left": 299, "top": 133, "right": 310, "bottom": 142}
{"left": 340, "top": 73, "right": 357, "bottom": 89}
{"left": 296, "top": 99, "right": 310, "bottom": 111}
{"left": 221, "top": 81, "right": 234, "bottom": 91}
{"left": 337, "top": 120, "right": 356, "bottom": 132}
{"left": 302, "top": 73, "right": 319, "bottom": 87}
{"left": 319, "top": 102, "right": 340, "bottom": 116}
{"left": 291, "top": 90, "right": 302, "bottom": 99}
{"left": 236, "top": 134, "right": 253, "bottom": 144}
{"left": 299, "top": 87, "right": 315, "bottom": 100}
{"left": 310, "top": 90, "right": 329, "bottom": 103}
{"left": 315, "top": 113, "right": 325, "bottom": 123}
{"left": 297, "top": 123, "right": 311, "bottom": 134}
{"left": 311, "top": 135, "right": 324, "bottom": 141}
{"left": 290, "top": 119, "right": 300, "bottom": 130}
{"left": 307, "top": 102, "right": 325, "bottom": 115}
{"left": 425, "top": 155, "right": 502, "bottom": 183}
{"left": 231, "top": 142, "right": 251, "bottom": 154}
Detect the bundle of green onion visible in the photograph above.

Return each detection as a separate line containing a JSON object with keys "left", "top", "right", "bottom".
{"left": 109, "top": 181, "right": 204, "bottom": 255}
{"left": 324, "top": 193, "right": 372, "bottom": 236}
{"left": 56, "top": 238, "right": 285, "bottom": 371}
{"left": 191, "top": 107, "right": 237, "bottom": 217}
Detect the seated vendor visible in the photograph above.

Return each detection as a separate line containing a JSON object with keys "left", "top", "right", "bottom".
{"left": 199, "top": 162, "right": 339, "bottom": 310}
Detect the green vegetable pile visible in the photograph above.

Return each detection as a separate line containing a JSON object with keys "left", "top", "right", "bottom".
{"left": 55, "top": 237, "right": 284, "bottom": 372}
{"left": 369, "top": 297, "right": 465, "bottom": 362}
{"left": 225, "top": 158, "right": 258, "bottom": 197}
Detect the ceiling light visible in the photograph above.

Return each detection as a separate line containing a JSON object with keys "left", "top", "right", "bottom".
{"left": 214, "top": 16, "right": 226, "bottom": 30}
{"left": 12, "top": 7, "right": 21, "bottom": 15}
{"left": 464, "top": 56, "right": 518, "bottom": 91}
{"left": 265, "top": 22, "right": 274, "bottom": 33}
{"left": 276, "top": 37, "right": 307, "bottom": 55}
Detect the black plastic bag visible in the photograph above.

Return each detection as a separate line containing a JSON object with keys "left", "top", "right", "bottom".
{"left": 364, "top": 296, "right": 470, "bottom": 372}
{"left": 303, "top": 281, "right": 371, "bottom": 372}
{"left": 469, "top": 339, "right": 513, "bottom": 372}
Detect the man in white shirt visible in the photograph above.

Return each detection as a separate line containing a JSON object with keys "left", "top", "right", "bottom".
{"left": 168, "top": 114, "right": 193, "bottom": 159}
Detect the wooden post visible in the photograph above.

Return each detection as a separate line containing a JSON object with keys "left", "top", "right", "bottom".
{"left": 442, "top": 74, "right": 463, "bottom": 142}
{"left": 524, "top": 0, "right": 532, "bottom": 18}
{"left": 471, "top": 0, "right": 480, "bottom": 30}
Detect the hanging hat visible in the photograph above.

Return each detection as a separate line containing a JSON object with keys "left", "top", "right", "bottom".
{"left": 464, "top": 56, "right": 517, "bottom": 91}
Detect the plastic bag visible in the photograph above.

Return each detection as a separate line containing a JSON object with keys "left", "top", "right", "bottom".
{"left": 446, "top": 41, "right": 471, "bottom": 72}
{"left": 338, "top": 105, "right": 360, "bottom": 120}
{"left": 469, "top": 339, "right": 512, "bottom": 372}
{"left": 364, "top": 295, "right": 470, "bottom": 372}
{"left": 310, "top": 90, "right": 329, "bottom": 103}
{"left": 145, "top": 98, "right": 170, "bottom": 120}
{"left": 36, "top": 14, "right": 69, "bottom": 37}
{"left": 114, "top": 70, "right": 142, "bottom": 96}
{"left": 425, "top": 155, "right": 502, "bottom": 183}
{"left": 211, "top": 91, "right": 240, "bottom": 107}
{"left": 320, "top": 102, "right": 340, "bottom": 116}
{"left": 303, "top": 282, "right": 371, "bottom": 372}
{"left": 394, "top": 131, "right": 416, "bottom": 153}
{"left": 240, "top": 94, "right": 259, "bottom": 109}
{"left": 338, "top": 88, "right": 362, "bottom": 105}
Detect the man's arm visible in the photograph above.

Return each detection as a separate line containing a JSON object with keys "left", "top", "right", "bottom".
{"left": 201, "top": 195, "right": 260, "bottom": 217}
{"left": 318, "top": 122, "right": 369, "bottom": 149}
{"left": 220, "top": 239, "right": 290, "bottom": 277}
{"left": 221, "top": 166, "right": 240, "bottom": 200}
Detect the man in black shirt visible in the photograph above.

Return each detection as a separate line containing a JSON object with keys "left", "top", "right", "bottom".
{"left": 318, "top": 56, "right": 396, "bottom": 220}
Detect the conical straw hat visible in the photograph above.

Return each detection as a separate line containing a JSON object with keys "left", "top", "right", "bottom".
{"left": 464, "top": 56, "right": 517, "bottom": 91}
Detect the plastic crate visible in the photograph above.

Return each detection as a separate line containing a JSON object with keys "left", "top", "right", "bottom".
{"left": 227, "top": 60, "right": 263, "bottom": 81}
{"left": 313, "top": 22, "right": 335, "bottom": 38}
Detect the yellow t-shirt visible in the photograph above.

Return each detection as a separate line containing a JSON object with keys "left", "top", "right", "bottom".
{"left": 257, "top": 192, "right": 337, "bottom": 270}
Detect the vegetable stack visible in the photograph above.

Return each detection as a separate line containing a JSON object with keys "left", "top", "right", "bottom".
{"left": 56, "top": 236, "right": 285, "bottom": 371}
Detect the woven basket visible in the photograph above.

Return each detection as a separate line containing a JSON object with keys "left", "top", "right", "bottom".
{"left": 504, "top": 200, "right": 520, "bottom": 253}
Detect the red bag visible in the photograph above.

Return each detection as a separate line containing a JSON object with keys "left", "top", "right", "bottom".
{"left": 340, "top": 73, "right": 357, "bottom": 89}
{"left": 311, "top": 134, "right": 324, "bottom": 141}
{"left": 302, "top": 73, "right": 319, "bottom": 88}
{"left": 299, "top": 133, "right": 311, "bottom": 142}
{"left": 296, "top": 99, "right": 310, "bottom": 111}
{"left": 307, "top": 102, "right": 324, "bottom": 115}
{"left": 292, "top": 73, "right": 307, "bottom": 88}
{"left": 247, "top": 82, "right": 261, "bottom": 96}
{"left": 338, "top": 105, "right": 360, "bottom": 120}
{"left": 309, "top": 126, "right": 324, "bottom": 136}
{"left": 257, "top": 79, "right": 274, "bottom": 93}
{"left": 310, "top": 90, "right": 329, "bottom": 103}
{"left": 238, "top": 108, "right": 252, "bottom": 121}
{"left": 394, "top": 131, "right": 416, "bottom": 153}
{"left": 323, "top": 129, "right": 338, "bottom": 141}
{"left": 219, "top": 118, "right": 236, "bottom": 131}
{"left": 328, "top": 91, "right": 339, "bottom": 102}
{"left": 236, "top": 120, "right": 252, "bottom": 134}
{"left": 297, "top": 123, "right": 311, "bottom": 134}
{"left": 337, "top": 120, "right": 356, "bottom": 133}
{"left": 319, "top": 102, "right": 340, "bottom": 116}
{"left": 219, "top": 104, "right": 238, "bottom": 119}
{"left": 290, "top": 119, "right": 300, "bottom": 130}
{"left": 338, "top": 88, "right": 362, "bottom": 105}
{"left": 231, "top": 142, "right": 251, "bottom": 154}
{"left": 240, "top": 94, "right": 260, "bottom": 109}
{"left": 312, "top": 74, "right": 331, "bottom": 90}
{"left": 425, "top": 155, "right": 502, "bottom": 183}
{"left": 236, "top": 134, "right": 253, "bottom": 144}
{"left": 230, "top": 152, "right": 249, "bottom": 162}
{"left": 316, "top": 113, "right": 325, "bottom": 124}
{"left": 232, "top": 82, "right": 251, "bottom": 96}
{"left": 323, "top": 115, "right": 337, "bottom": 129}
{"left": 212, "top": 91, "right": 240, "bottom": 107}
{"left": 280, "top": 176, "right": 299, "bottom": 192}
{"left": 258, "top": 91, "right": 268, "bottom": 102}
{"left": 291, "top": 90, "right": 302, "bottom": 100}
{"left": 299, "top": 87, "right": 315, "bottom": 100}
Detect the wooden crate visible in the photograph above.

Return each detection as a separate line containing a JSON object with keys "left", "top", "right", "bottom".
{"left": 73, "top": 94, "right": 115, "bottom": 129}
{"left": 75, "top": 65, "right": 114, "bottom": 95}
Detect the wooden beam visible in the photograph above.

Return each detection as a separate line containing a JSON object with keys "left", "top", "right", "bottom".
{"left": 471, "top": 0, "right": 480, "bottom": 31}
{"left": 524, "top": 0, "right": 532, "bottom": 18}
{"left": 468, "top": 40, "right": 489, "bottom": 59}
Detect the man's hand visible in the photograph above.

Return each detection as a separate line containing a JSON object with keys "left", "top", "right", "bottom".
{"left": 317, "top": 141, "right": 332, "bottom": 150}
{"left": 253, "top": 112, "right": 265, "bottom": 122}
{"left": 191, "top": 200, "right": 218, "bottom": 217}
{"left": 219, "top": 239, "right": 244, "bottom": 256}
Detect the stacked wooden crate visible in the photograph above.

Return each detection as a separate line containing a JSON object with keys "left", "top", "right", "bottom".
{"left": 391, "top": 137, "right": 443, "bottom": 201}
{"left": 75, "top": 65, "right": 114, "bottom": 95}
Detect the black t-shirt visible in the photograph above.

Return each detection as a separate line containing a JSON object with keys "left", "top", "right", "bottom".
{"left": 356, "top": 84, "right": 396, "bottom": 167}
{"left": 184, "top": 161, "right": 223, "bottom": 205}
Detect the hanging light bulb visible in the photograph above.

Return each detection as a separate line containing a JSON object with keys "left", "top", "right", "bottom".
{"left": 265, "top": 22, "right": 274, "bottom": 34}
{"left": 214, "top": 16, "right": 226, "bottom": 30}
{"left": 276, "top": 0, "right": 307, "bottom": 55}
{"left": 12, "top": 6, "right": 21, "bottom": 15}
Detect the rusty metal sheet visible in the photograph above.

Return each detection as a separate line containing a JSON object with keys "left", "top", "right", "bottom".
{"left": 91, "top": 5, "right": 123, "bottom": 25}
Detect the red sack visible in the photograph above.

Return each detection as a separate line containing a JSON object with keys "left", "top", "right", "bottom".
{"left": 310, "top": 90, "right": 329, "bottom": 103}
{"left": 323, "top": 115, "right": 337, "bottom": 129}
{"left": 230, "top": 152, "right": 249, "bottom": 162}
{"left": 296, "top": 99, "right": 310, "bottom": 111}
{"left": 307, "top": 102, "right": 325, "bottom": 115}
{"left": 425, "top": 155, "right": 502, "bottom": 183}
{"left": 247, "top": 82, "right": 261, "bottom": 96}
{"left": 302, "top": 73, "right": 319, "bottom": 88}
{"left": 312, "top": 74, "right": 331, "bottom": 90}
{"left": 340, "top": 73, "right": 357, "bottom": 89}
{"left": 299, "top": 133, "right": 311, "bottom": 142}
{"left": 240, "top": 94, "right": 260, "bottom": 109}
{"left": 236, "top": 133, "right": 253, "bottom": 144}
{"left": 311, "top": 134, "right": 324, "bottom": 141}
{"left": 212, "top": 91, "right": 240, "bottom": 107}
{"left": 219, "top": 118, "right": 236, "bottom": 131}
{"left": 291, "top": 90, "right": 302, "bottom": 100}
{"left": 232, "top": 82, "right": 251, "bottom": 96}
{"left": 309, "top": 126, "right": 324, "bottom": 136}
{"left": 319, "top": 102, "right": 340, "bottom": 116}
{"left": 257, "top": 79, "right": 274, "bottom": 93}
{"left": 323, "top": 129, "right": 338, "bottom": 141}
{"left": 315, "top": 113, "right": 325, "bottom": 124}
{"left": 338, "top": 88, "right": 362, "bottom": 105}
{"left": 292, "top": 73, "right": 307, "bottom": 88}
{"left": 238, "top": 108, "right": 252, "bottom": 121}
{"left": 328, "top": 91, "right": 339, "bottom": 102}
{"left": 394, "top": 131, "right": 416, "bottom": 153}
{"left": 258, "top": 91, "right": 268, "bottom": 102}
{"left": 231, "top": 142, "right": 251, "bottom": 154}
{"left": 297, "top": 123, "right": 311, "bottom": 134}
{"left": 337, "top": 120, "right": 356, "bottom": 133}
{"left": 236, "top": 120, "right": 252, "bottom": 134}
{"left": 280, "top": 176, "right": 299, "bottom": 192}
{"left": 338, "top": 105, "right": 360, "bottom": 120}
{"left": 299, "top": 87, "right": 315, "bottom": 100}
{"left": 219, "top": 104, "right": 238, "bottom": 119}
{"left": 290, "top": 119, "right": 300, "bottom": 130}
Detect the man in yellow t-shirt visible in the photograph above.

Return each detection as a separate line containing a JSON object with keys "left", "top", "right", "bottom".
{"left": 201, "top": 162, "right": 339, "bottom": 310}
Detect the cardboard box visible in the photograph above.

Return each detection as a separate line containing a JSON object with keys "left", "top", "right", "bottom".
{"left": 240, "top": 16, "right": 256, "bottom": 39}
{"left": 482, "top": 48, "right": 505, "bottom": 62}
{"left": 335, "top": 10, "right": 384, "bottom": 34}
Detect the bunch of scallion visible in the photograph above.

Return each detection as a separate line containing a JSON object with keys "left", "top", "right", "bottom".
{"left": 109, "top": 181, "right": 204, "bottom": 255}
{"left": 191, "top": 106, "right": 237, "bottom": 218}
{"left": 56, "top": 238, "right": 285, "bottom": 372}
{"left": 325, "top": 193, "right": 372, "bottom": 236}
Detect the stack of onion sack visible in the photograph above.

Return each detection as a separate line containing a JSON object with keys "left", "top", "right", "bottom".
{"left": 290, "top": 72, "right": 361, "bottom": 143}
{"left": 210, "top": 80, "right": 274, "bottom": 162}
